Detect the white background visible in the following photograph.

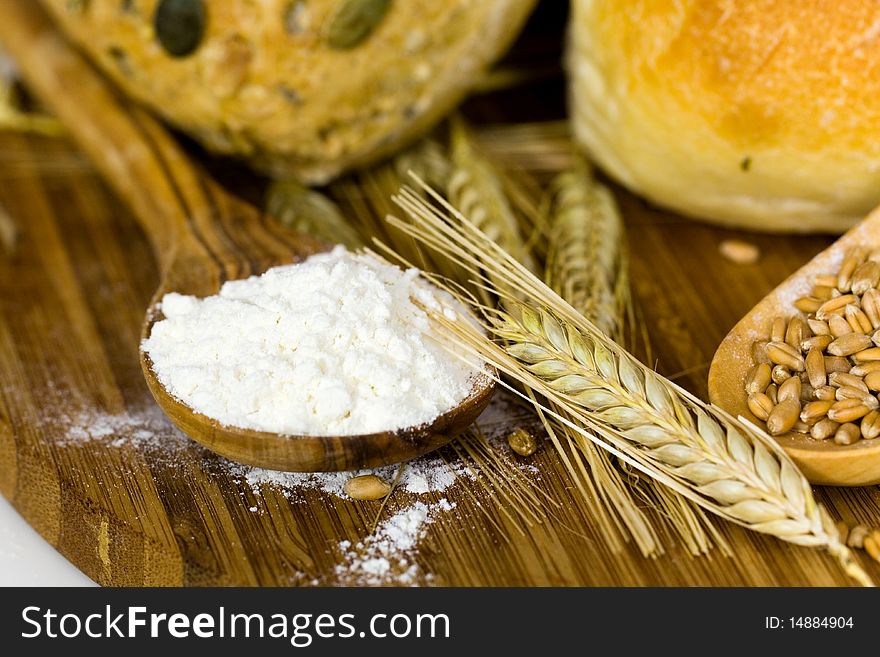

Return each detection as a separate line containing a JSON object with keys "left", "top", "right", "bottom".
{"left": 0, "top": 495, "right": 94, "bottom": 586}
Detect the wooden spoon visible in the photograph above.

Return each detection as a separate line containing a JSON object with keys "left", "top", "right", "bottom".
{"left": 709, "top": 212, "right": 880, "bottom": 486}
{"left": 0, "top": 1, "right": 494, "bottom": 472}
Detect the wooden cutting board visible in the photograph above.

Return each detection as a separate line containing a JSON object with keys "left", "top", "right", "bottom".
{"left": 2, "top": 125, "right": 879, "bottom": 586}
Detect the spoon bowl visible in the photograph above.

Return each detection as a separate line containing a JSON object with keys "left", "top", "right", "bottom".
{"left": 709, "top": 211, "right": 880, "bottom": 486}
{"left": 4, "top": 1, "right": 494, "bottom": 473}
{"left": 137, "top": 251, "right": 495, "bottom": 472}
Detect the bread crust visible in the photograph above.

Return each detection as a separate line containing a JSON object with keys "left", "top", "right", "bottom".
{"left": 570, "top": 0, "right": 880, "bottom": 233}
{"left": 43, "top": 0, "right": 535, "bottom": 183}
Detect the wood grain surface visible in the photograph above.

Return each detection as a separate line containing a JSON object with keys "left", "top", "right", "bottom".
{"left": 2, "top": 127, "right": 879, "bottom": 586}
{"left": 1, "top": 4, "right": 879, "bottom": 587}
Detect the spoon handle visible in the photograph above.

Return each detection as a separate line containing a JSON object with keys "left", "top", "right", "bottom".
{"left": 0, "top": 1, "right": 307, "bottom": 277}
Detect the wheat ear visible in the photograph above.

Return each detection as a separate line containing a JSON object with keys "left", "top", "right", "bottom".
{"left": 542, "top": 160, "right": 662, "bottom": 555}
{"left": 265, "top": 179, "right": 363, "bottom": 249}
{"left": 392, "top": 138, "right": 451, "bottom": 194}
{"left": 542, "top": 161, "right": 725, "bottom": 556}
{"left": 387, "top": 180, "right": 873, "bottom": 586}
{"left": 448, "top": 116, "right": 538, "bottom": 275}
{"left": 476, "top": 120, "right": 573, "bottom": 174}
{"left": 546, "top": 160, "right": 623, "bottom": 337}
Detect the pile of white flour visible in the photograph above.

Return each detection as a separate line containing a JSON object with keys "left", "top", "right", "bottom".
{"left": 141, "top": 247, "right": 481, "bottom": 436}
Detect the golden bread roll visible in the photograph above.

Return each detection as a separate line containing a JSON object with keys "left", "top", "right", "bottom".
{"left": 42, "top": 0, "right": 535, "bottom": 183}
{"left": 569, "top": 0, "right": 880, "bottom": 233}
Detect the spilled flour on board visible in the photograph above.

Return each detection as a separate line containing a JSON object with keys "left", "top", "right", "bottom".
{"left": 242, "top": 455, "right": 466, "bottom": 499}
{"left": 49, "top": 402, "right": 471, "bottom": 497}
{"left": 47, "top": 403, "right": 188, "bottom": 450}
{"left": 43, "top": 391, "right": 539, "bottom": 586}
{"left": 335, "top": 499, "right": 455, "bottom": 586}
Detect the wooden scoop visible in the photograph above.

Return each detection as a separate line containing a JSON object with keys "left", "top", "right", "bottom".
{"left": 0, "top": 2, "right": 493, "bottom": 472}
{"left": 709, "top": 214, "right": 880, "bottom": 486}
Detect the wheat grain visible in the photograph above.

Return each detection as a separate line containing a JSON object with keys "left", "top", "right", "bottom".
{"left": 851, "top": 261, "right": 880, "bottom": 294}
{"left": 834, "top": 423, "right": 861, "bottom": 446}
{"left": 848, "top": 525, "right": 869, "bottom": 549}
{"left": 802, "top": 335, "right": 833, "bottom": 352}
{"left": 767, "top": 398, "right": 800, "bottom": 435}
{"left": 767, "top": 342, "right": 805, "bottom": 371}
{"left": 771, "top": 365, "right": 792, "bottom": 385}
{"left": 864, "top": 371, "right": 880, "bottom": 392}
{"left": 344, "top": 474, "right": 392, "bottom": 500}
{"left": 795, "top": 297, "right": 822, "bottom": 313}
{"left": 811, "top": 418, "right": 839, "bottom": 440}
{"left": 807, "top": 319, "right": 830, "bottom": 336}
{"left": 830, "top": 372, "right": 869, "bottom": 391}
{"left": 777, "top": 376, "right": 801, "bottom": 403}
{"left": 746, "top": 363, "right": 773, "bottom": 395}
{"left": 828, "top": 333, "right": 872, "bottom": 356}
{"left": 817, "top": 294, "right": 859, "bottom": 320}
{"left": 770, "top": 317, "right": 786, "bottom": 343}
{"left": 828, "top": 398, "right": 875, "bottom": 423}
{"left": 837, "top": 248, "right": 866, "bottom": 292}
{"left": 829, "top": 314, "right": 853, "bottom": 338}
{"left": 846, "top": 305, "right": 873, "bottom": 334}
{"left": 805, "top": 348, "right": 826, "bottom": 388}
{"left": 718, "top": 240, "right": 760, "bottom": 265}
{"left": 814, "top": 385, "right": 835, "bottom": 401}
{"left": 825, "top": 356, "right": 851, "bottom": 373}
{"left": 507, "top": 427, "right": 538, "bottom": 456}
{"left": 812, "top": 285, "right": 835, "bottom": 300}
{"left": 748, "top": 393, "right": 773, "bottom": 421}
{"left": 834, "top": 387, "right": 871, "bottom": 404}
{"left": 801, "top": 400, "right": 833, "bottom": 424}
{"left": 785, "top": 316, "right": 809, "bottom": 349}
{"left": 861, "top": 411, "right": 880, "bottom": 439}
{"left": 862, "top": 289, "right": 880, "bottom": 328}
{"left": 851, "top": 361, "right": 880, "bottom": 376}
{"left": 853, "top": 347, "right": 880, "bottom": 362}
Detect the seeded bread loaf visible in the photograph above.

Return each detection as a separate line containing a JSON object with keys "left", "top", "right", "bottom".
{"left": 43, "top": 0, "right": 535, "bottom": 183}
{"left": 569, "top": 0, "right": 880, "bottom": 233}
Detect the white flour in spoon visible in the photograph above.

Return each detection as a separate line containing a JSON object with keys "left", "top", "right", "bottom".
{"left": 141, "top": 246, "right": 482, "bottom": 436}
